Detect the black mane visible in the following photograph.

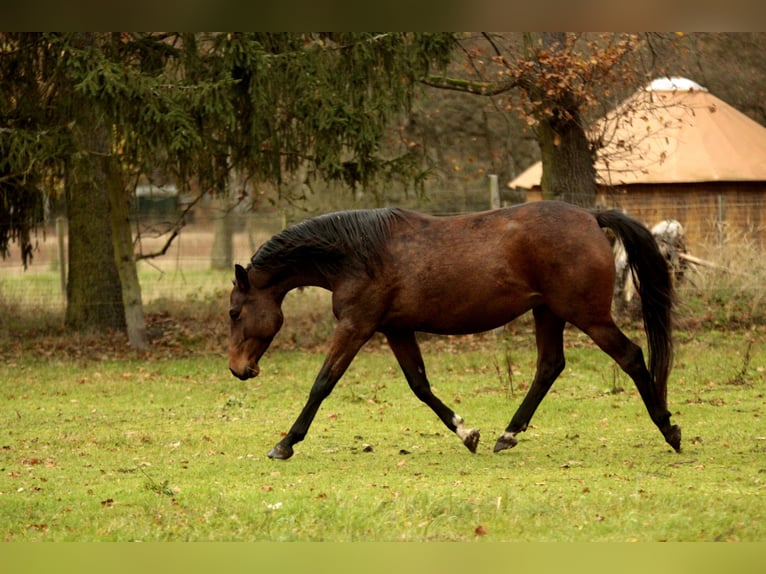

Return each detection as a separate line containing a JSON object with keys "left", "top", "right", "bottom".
{"left": 250, "top": 208, "right": 404, "bottom": 281}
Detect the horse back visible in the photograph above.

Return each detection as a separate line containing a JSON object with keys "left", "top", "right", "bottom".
{"left": 369, "top": 202, "right": 615, "bottom": 333}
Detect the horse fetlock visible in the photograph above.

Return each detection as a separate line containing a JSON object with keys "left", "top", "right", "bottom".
{"left": 493, "top": 431, "right": 519, "bottom": 453}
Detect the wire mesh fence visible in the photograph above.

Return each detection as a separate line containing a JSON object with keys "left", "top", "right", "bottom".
{"left": 0, "top": 211, "right": 281, "bottom": 312}
{"left": 1, "top": 196, "right": 764, "bottom": 316}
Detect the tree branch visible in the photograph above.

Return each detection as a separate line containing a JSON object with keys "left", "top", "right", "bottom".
{"left": 421, "top": 75, "right": 519, "bottom": 96}
{"left": 134, "top": 191, "right": 205, "bottom": 261}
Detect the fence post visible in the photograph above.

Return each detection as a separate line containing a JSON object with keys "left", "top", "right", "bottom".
{"left": 489, "top": 174, "right": 505, "bottom": 336}
{"left": 489, "top": 174, "right": 500, "bottom": 210}
{"left": 56, "top": 216, "right": 67, "bottom": 299}
{"left": 716, "top": 194, "right": 726, "bottom": 248}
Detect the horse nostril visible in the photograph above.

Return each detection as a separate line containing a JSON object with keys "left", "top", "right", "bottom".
{"left": 230, "top": 367, "right": 248, "bottom": 381}
{"left": 229, "top": 366, "right": 259, "bottom": 380}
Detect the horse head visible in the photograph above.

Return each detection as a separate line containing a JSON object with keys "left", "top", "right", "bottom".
{"left": 228, "top": 264, "right": 284, "bottom": 380}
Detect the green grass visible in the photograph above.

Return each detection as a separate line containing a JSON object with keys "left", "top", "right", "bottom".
{"left": 2, "top": 329, "right": 764, "bottom": 541}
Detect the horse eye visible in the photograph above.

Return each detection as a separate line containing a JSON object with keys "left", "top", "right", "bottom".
{"left": 229, "top": 308, "right": 240, "bottom": 321}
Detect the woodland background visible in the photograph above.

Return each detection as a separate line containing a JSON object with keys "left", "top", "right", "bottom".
{"left": 1, "top": 33, "right": 765, "bottom": 352}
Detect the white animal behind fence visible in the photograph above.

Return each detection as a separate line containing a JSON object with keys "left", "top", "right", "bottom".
{"left": 613, "top": 219, "right": 689, "bottom": 311}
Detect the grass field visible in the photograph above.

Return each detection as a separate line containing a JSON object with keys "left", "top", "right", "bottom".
{"left": 1, "top": 320, "right": 764, "bottom": 542}
{"left": 2, "top": 234, "right": 765, "bottom": 543}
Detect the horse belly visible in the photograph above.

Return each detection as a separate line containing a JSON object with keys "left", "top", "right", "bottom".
{"left": 382, "top": 281, "right": 539, "bottom": 335}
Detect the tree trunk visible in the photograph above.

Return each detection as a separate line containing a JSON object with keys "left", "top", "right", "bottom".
{"left": 64, "top": 132, "right": 126, "bottom": 332}
{"left": 106, "top": 155, "right": 148, "bottom": 350}
{"left": 529, "top": 32, "right": 597, "bottom": 208}
{"left": 210, "top": 194, "right": 234, "bottom": 270}
{"left": 538, "top": 115, "right": 596, "bottom": 207}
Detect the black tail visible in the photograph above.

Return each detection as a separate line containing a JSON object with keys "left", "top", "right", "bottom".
{"left": 596, "top": 210, "right": 674, "bottom": 404}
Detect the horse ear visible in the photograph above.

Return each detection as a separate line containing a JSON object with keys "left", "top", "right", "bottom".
{"left": 234, "top": 264, "right": 250, "bottom": 291}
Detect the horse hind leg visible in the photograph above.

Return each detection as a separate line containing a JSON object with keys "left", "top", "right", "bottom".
{"left": 385, "top": 331, "right": 480, "bottom": 453}
{"left": 582, "top": 321, "right": 681, "bottom": 452}
{"left": 495, "top": 306, "right": 566, "bottom": 453}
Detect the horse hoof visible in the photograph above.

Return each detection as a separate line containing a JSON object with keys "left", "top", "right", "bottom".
{"left": 268, "top": 443, "right": 294, "bottom": 460}
{"left": 463, "top": 429, "right": 480, "bottom": 453}
{"left": 493, "top": 433, "right": 518, "bottom": 453}
{"left": 665, "top": 424, "right": 682, "bottom": 453}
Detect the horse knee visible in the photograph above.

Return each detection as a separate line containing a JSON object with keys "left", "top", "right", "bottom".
{"left": 538, "top": 355, "right": 565, "bottom": 382}
{"left": 308, "top": 379, "right": 336, "bottom": 403}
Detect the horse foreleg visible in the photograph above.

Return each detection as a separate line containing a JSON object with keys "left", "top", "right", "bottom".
{"left": 268, "top": 323, "right": 372, "bottom": 460}
{"left": 385, "top": 331, "right": 480, "bottom": 453}
{"left": 495, "top": 306, "right": 565, "bottom": 453}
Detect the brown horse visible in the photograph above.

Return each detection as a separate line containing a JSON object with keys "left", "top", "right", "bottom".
{"left": 228, "top": 201, "right": 681, "bottom": 460}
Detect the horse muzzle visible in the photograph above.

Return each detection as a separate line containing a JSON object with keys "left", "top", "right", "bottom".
{"left": 229, "top": 361, "right": 260, "bottom": 380}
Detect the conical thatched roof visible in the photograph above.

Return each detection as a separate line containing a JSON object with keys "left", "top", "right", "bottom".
{"left": 509, "top": 77, "right": 766, "bottom": 189}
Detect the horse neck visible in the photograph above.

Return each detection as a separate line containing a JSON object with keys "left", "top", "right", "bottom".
{"left": 255, "top": 265, "right": 332, "bottom": 297}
